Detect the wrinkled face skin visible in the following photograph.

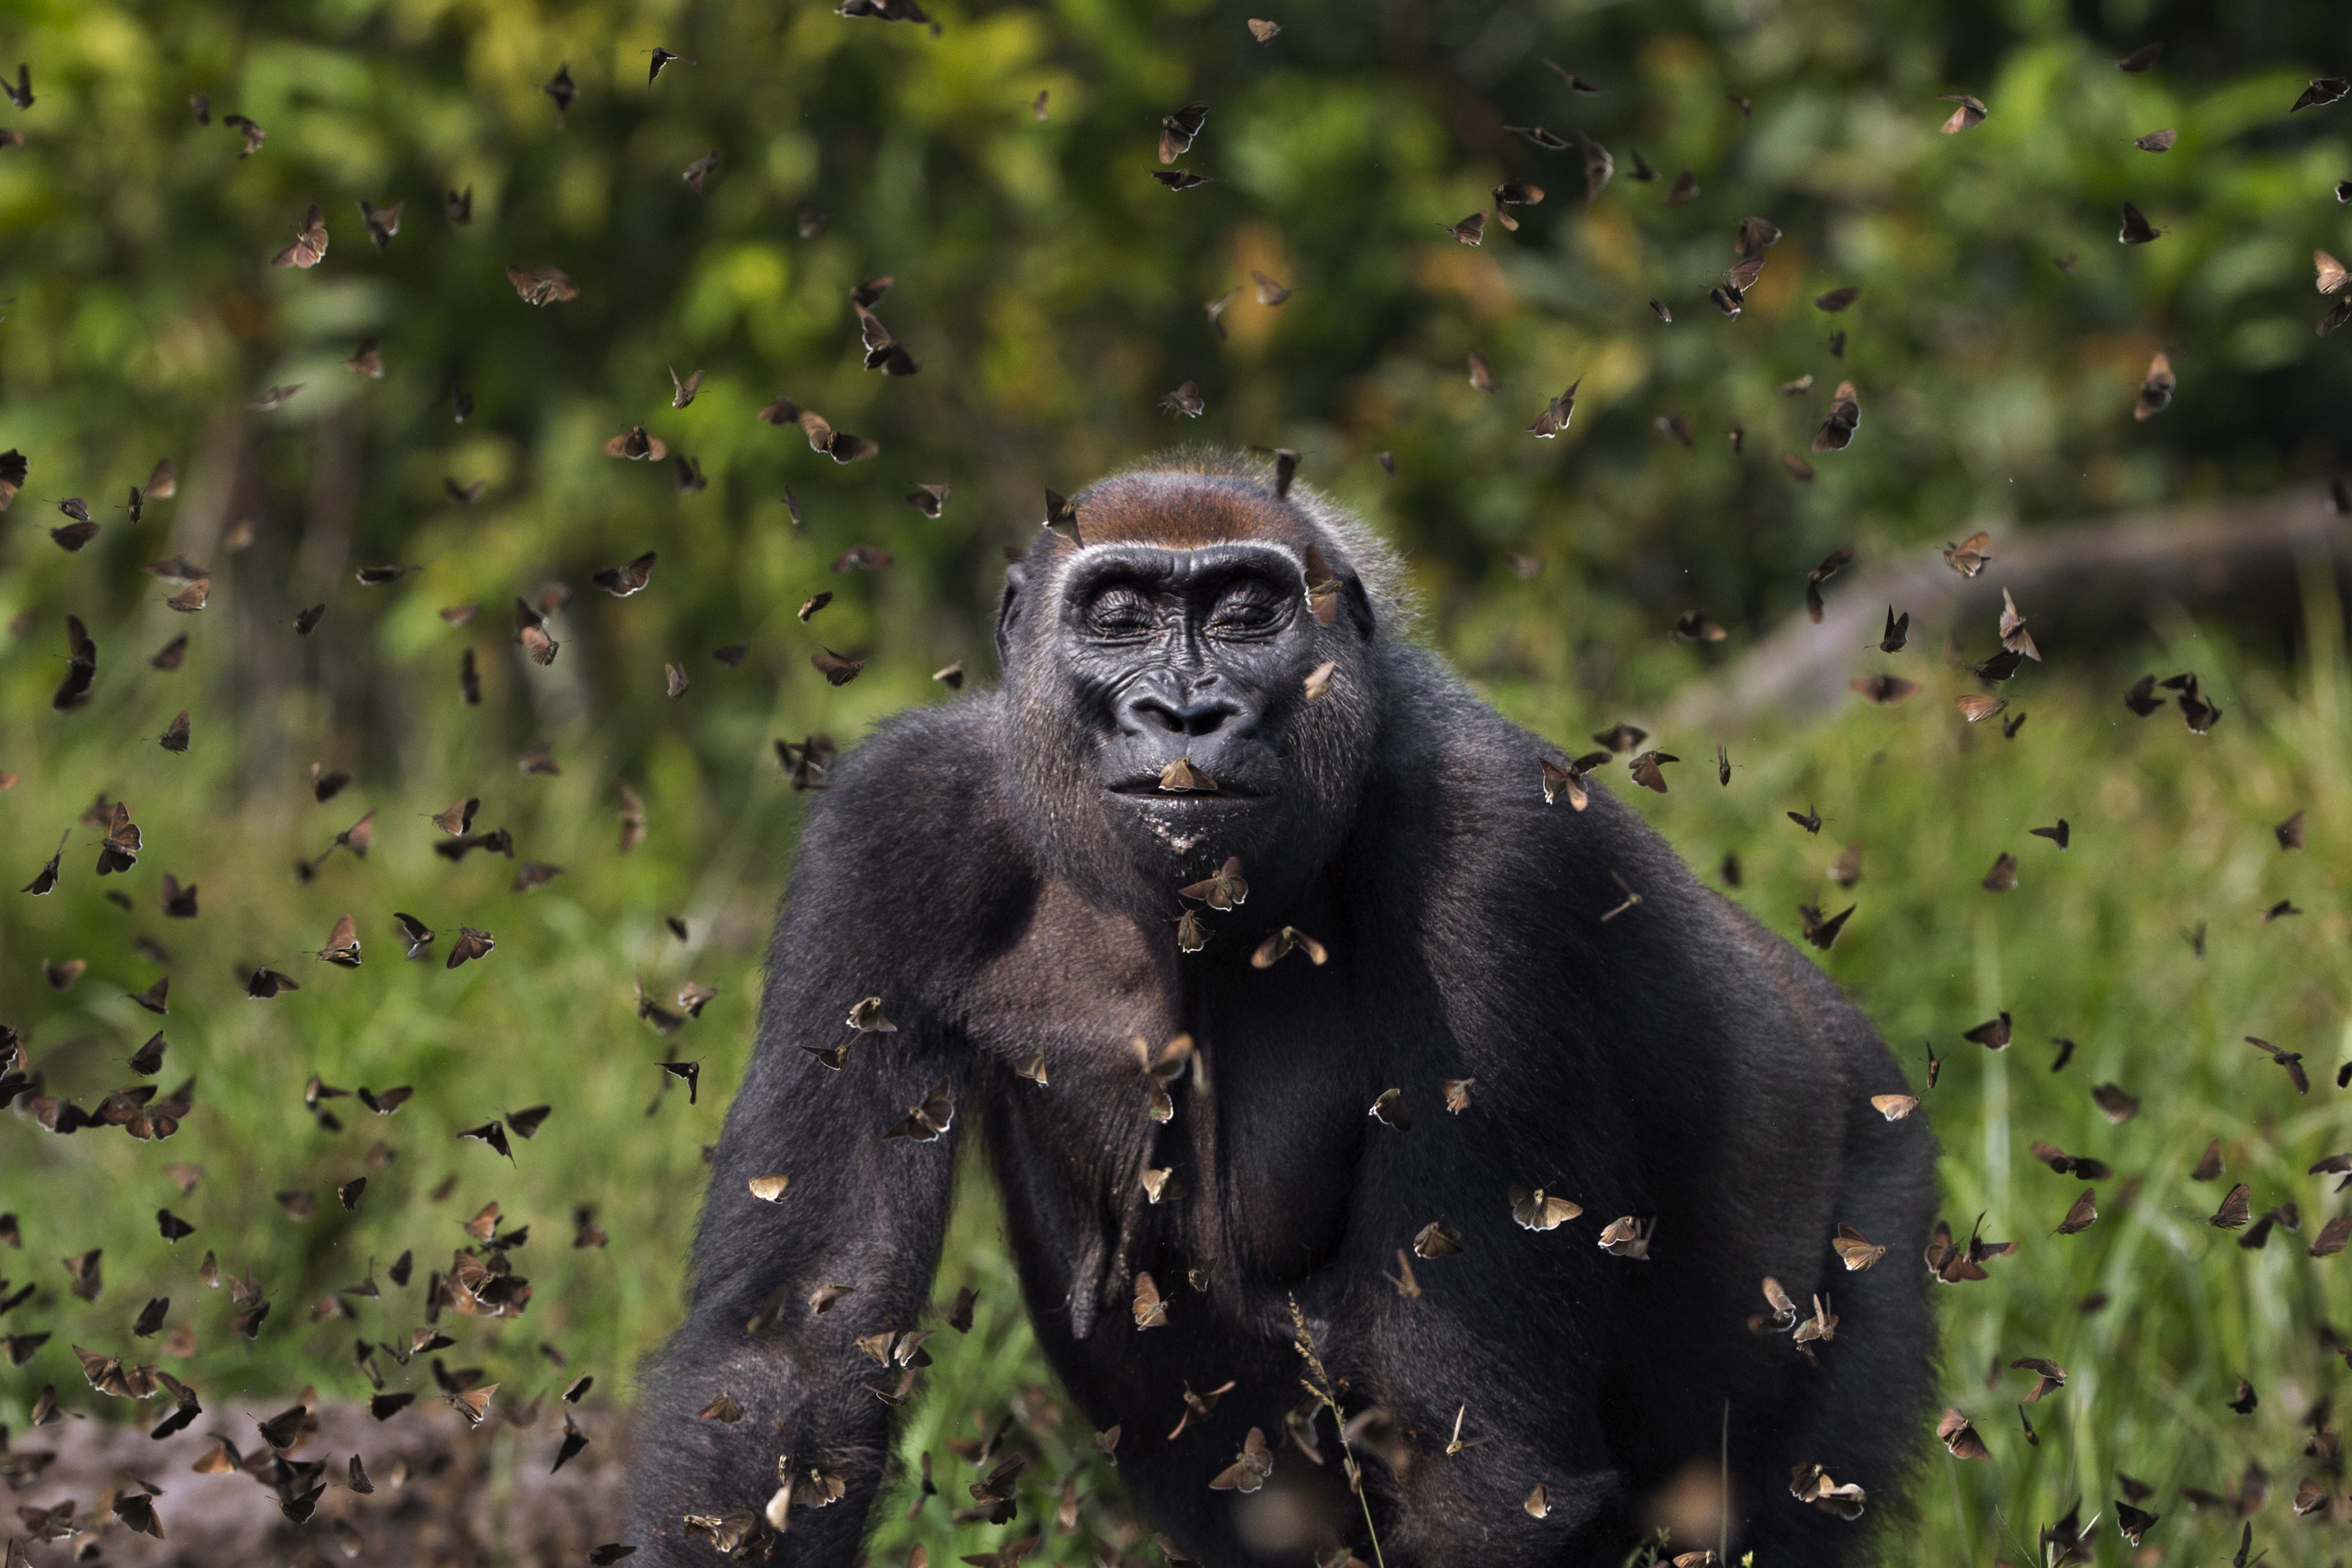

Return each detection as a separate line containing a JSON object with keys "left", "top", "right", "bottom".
{"left": 997, "top": 472, "right": 1382, "bottom": 929}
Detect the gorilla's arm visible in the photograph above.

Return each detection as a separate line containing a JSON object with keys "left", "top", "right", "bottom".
{"left": 628, "top": 744, "right": 982, "bottom": 1564}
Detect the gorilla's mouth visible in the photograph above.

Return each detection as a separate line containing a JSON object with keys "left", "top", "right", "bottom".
{"left": 1105, "top": 777, "right": 1268, "bottom": 801}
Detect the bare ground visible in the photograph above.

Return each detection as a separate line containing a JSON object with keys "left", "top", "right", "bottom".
{"left": 4, "top": 1402, "right": 631, "bottom": 1566}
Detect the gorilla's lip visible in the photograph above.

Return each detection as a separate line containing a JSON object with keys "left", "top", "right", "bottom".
{"left": 1105, "top": 777, "right": 1269, "bottom": 801}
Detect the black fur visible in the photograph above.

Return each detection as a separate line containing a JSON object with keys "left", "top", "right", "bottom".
{"left": 630, "top": 458, "right": 1937, "bottom": 1566}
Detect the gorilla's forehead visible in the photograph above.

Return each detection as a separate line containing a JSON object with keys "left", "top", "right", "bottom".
{"left": 1057, "top": 539, "right": 1304, "bottom": 594}
{"left": 1066, "top": 471, "right": 1317, "bottom": 554}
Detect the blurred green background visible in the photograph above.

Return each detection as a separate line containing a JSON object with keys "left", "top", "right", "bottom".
{"left": 2, "top": 0, "right": 2350, "bottom": 1562}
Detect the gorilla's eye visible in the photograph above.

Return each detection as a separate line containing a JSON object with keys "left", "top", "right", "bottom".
{"left": 1084, "top": 589, "right": 1159, "bottom": 641}
{"left": 1207, "top": 584, "right": 1289, "bottom": 638}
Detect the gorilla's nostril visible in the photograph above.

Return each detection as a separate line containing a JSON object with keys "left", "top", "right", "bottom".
{"left": 1133, "top": 698, "right": 1186, "bottom": 734}
{"left": 1174, "top": 701, "right": 1237, "bottom": 737}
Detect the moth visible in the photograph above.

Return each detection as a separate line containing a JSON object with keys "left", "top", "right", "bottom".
{"left": 1509, "top": 1187, "right": 1582, "bottom": 1232}
{"left": 1251, "top": 925, "right": 1328, "bottom": 968}
{"left": 884, "top": 1077, "right": 954, "bottom": 1141}
{"left": 508, "top": 265, "right": 579, "bottom": 305}
{"left": 2134, "top": 351, "right": 2176, "bottom": 419}
{"left": 1627, "top": 750, "right": 1679, "bottom": 793}
{"left": 1942, "top": 531, "right": 1992, "bottom": 577}
{"left": 1158, "top": 101, "right": 1209, "bottom": 163}
{"left": 1179, "top": 857, "right": 1248, "bottom": 910}
{"left": 1208, "top": 1427, "right": 1272, "bottom": 1493}
{"left": 593, "top": 551, "right": 657, "bottom": 596}
{"left": 1798, "top": 903, "right": 1855, "bottom": 950}
{"left": 1525, "top": 378, "right": 1580, "bottom": 438}
{"left": 1810, "top": 383, "right": 1860, "bottom": 453}
{"left": 272, "top": 205, "right": 329, "bottom": 268}
{"left": 1936, "top": 93, "right": 1987, "bottom": 133}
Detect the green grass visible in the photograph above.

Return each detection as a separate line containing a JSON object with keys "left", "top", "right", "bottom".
{"left": 5, "top": 568, "right": 2350, "bottom": 1567}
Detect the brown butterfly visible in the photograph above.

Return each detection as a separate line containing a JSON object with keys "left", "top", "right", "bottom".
{"left": 1132, "top": 1271, "right": 1169, "bottom": 1330}
{"left": 1539, "top": 751, "right": 1611, "bottom": 810}
{"left": 1509, "top": 1187, "right": 1583, "bottom": 1232}
{"left": 508, "top": 265, "right": 578, "bottom": 305}
{"left": 1596, "top": 1216, "right": 1653, "bottom": 1259}
{"left": 2135, "top": 352, "right": 2177, "bottom": 421}
{"left": 2054, "top": 1189, "right": 2099, "bottom": 1235}
{"left": 96, "top": 801, "right": 142, "bottom": 874}
{"left": 884, "top": 1078, "right": 954, "bottom": 1141}
{"left": 1208, "top": 1428, "right": 1272, "bottom": 1493}
{"left": 604, "top": 426, "right": 667, "bottom": 461}
{"left": 1805, "top": 547, "right": 1854, "bottom": 621}
{"left": 798, "top": 410, "right": 880, "bottom": 462}
{"left": 2294, "top": 78, "right": 2350, "bottom": 112}
{"left": 54, "top": 614, "right": 96, "bottom": 708}
{"left": 1798, "top": 903, "right": 1855, "bottom": 950}
{"left": 1942, "top": 531, "right": 1992, "bottom": 576}
{"left": 1157, "top": 101, "right": 1210, "bottom": 162}
{"left": 1852, "top": 674, "right": 1919, "bottom": 705}
{"left": 1524, "top": 379, "right": 1579, "bottom": 438}
{"left": 1938, "top": 1408, "right": 1990, "bottom": 1460}
{"left": 272, "top": 205, "right": 329, "bottom": 268}
{"left": 1491, "top": 182, "right": 1544, "bottom": 230}
{"left": 447, "top": 927, "right": 495, "bottom": 969}
{"left": 1956, "top": 694, "right": 2008, "bottom": 724}
{"left": 1832, "top": 1225, "right": 1886, "bottom": 1270}
{"left": 1627, "top": 751, "right": 1679, "bottom": 793}
{"left": 1251, "top": 926, "right": 1328, "bottom": 968}
{"left": 316, "top": 915, "right": 361, "bottom": 968}
{"left": 1180, "top": 857, "right": 1248, "bottom": 911}
{"left": 1937, "top": 93, "right": 1988, "bottom": 133}
{"left": 1810, "top": 383, "right": 1860, "bottom": 453}
{"left": 2246, "top": 1036, "right": 2309, "bottom": 1095}
{"left": 593, "top": 551, "right": 657, "bottom": 596}
{"left": 1413, "top": 1221, "right": 1462, "bottom": 1258}
{"left": 2210, "top": 1182, "right": 2252, "bottom": 1229}
{"left": 447, "top": 1383, "right": 497, "bottom": 1428}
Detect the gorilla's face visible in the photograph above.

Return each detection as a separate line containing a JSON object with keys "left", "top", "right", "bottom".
{"left": 997, "top": 475, "right": 1382, "bottom": 930}
{"left": 1071, "top": 542, "right": 1303, "bottom": 817}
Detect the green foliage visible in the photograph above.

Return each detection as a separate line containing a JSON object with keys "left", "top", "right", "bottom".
{"left": 1, "top": 0, "right": 2350, "bottom": 1563}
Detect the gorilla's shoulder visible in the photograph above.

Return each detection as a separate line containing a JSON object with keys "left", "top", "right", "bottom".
{"left": 782, "top": 693, "right": 1038, "bottom": 944}
{"left": 800, "top": 693, "right": 1015, "bottom": 853}
{"left": 1366, "top": 649, "right": 1706, "bottom": 910}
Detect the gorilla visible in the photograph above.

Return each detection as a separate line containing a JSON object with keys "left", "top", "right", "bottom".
{"left": 630, "top": 454, "right": 1936, "bottom": 1566}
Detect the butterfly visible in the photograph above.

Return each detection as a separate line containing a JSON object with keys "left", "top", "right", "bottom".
{"left": 593, "top": 551, "right": 657, "bottom": 596}
{"left": 1208, "top": 1427, "right": 1273, "bottom": 1493}
{"left": 1132, "top": 1271, "right": 1169, "bottom": 1330}
{"left": 884, "top": 1078, "right": 954, "bottom": 1141}
{"left": 316, "top": 915, "right": 361, "bottom": 968}
{"left": 1509, "top": 1187, "right": 1583, "bottom": 1232}
{"left": 509, "top": 265, "right": 579, "bottom": 305}
{"left": 272, "top": 205, "right": 329, "bottom": 268}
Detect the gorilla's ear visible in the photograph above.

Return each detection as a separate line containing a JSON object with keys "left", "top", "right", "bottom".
{"left": 994, "top": 562, "right": 1030, "bottom": 670}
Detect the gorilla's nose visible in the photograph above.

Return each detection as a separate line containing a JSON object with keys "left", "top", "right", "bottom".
{"left": 1123, "top": 688, "right": 1245, "bottom": 739}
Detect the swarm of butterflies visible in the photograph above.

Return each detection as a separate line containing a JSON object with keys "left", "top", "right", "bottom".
{"left": 2, "top": 7, "right": 2351, "bottom": 1566}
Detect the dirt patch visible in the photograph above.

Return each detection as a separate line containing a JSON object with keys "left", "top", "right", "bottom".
{"left": 4, "top": 1402, "right": 631, "bottom": 1566}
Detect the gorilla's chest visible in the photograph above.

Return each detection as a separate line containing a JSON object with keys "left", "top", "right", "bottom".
{"left": 967, "top": 884, "right": 1381, "bottom": 1330}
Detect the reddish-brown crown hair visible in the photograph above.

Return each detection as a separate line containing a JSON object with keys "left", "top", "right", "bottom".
{"left": 1061, "top": 469, "right": 1318, "bottom": 555}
